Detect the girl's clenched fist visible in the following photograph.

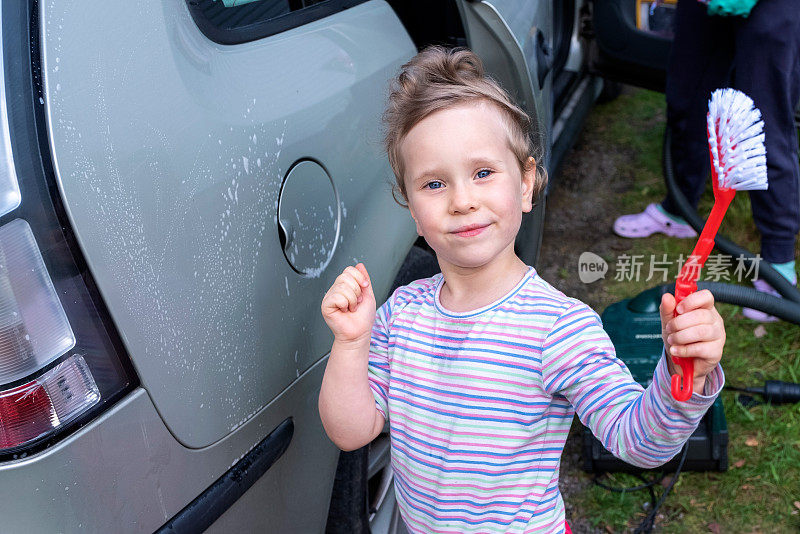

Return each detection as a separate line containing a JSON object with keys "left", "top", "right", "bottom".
{"left": 321, "top": 263, "right": 376, "bottom": 344}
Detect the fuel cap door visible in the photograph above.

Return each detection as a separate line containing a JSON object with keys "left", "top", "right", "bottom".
{"left": 277, "top": 160, "right": 340, "bottom": 276}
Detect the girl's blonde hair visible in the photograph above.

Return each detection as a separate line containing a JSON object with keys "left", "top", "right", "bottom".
{"left": 383, "top": 45, "right": 548, "bottom": 208}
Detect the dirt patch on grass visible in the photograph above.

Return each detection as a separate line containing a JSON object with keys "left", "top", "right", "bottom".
{"left": 539, "top": 85, "right": 654, "bottom": 315}
{"left": 540, "top": 135, "right": 636, "bottom": 311}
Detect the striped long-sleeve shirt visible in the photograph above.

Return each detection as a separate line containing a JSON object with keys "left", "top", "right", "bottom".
{"left": 367, "top": 266, "right": 724, "bottom": 534}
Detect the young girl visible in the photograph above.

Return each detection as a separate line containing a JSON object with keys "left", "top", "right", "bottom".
{"left": 319, "top": 46, "right": 725, "bottom": 534}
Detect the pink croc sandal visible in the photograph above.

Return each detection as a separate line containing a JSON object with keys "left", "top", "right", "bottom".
{"left": 742, "top": 278, "right": 796, "bottom": 323}
{"left": 613, "top": 203, "right": 698, "bottom": 239}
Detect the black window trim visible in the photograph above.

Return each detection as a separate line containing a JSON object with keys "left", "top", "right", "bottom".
{"left": 185, "top": 0, "right": 371, "bottom": 45}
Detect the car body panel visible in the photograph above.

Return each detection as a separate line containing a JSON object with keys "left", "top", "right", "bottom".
{"left": 459, "top": 0, "right": 603, "bottom": 191}
{"left": 41, "top": 0, "right": 416, "bottom": 448}
{"left": 0, "top": 356, "right": 338, "bottom": 533}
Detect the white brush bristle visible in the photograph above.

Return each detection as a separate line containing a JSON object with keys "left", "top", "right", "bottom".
{"left": 707, "top": 88, "right": 768, "bottom": 191}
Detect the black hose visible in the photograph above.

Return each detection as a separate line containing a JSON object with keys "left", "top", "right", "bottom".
{"left": 659, "top": 281, "right": 800, "bottom": 324}
{"left": 662, "top": 127, "right": 800, "bottom": 303}
{"left": 592, "top": 472, "right": 658, "bottom": 526}
{"left": 633, "top": 444, "right": 690, "bottom": 534}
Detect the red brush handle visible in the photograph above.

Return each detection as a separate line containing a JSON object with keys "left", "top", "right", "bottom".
{"left": 670, "top": 162, "right": 735, "bottom": 401}
{"left": 673, "top": 189, "right": 736, "bottom": 304}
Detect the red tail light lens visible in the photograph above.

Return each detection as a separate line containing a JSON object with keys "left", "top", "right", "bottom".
{"left": 0, "top": 383, "right": 54, "bottom": 449}
{"left": 0, "top": 355, "right": 99, "bottom": 452}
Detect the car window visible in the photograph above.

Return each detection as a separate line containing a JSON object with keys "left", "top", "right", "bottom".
{"left": 186, "top": 0, "right": 369, "bottom": 44}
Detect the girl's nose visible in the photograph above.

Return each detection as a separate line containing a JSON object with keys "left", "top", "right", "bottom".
{"left": 448, "top": 183, "right": 479, "bottom": 214}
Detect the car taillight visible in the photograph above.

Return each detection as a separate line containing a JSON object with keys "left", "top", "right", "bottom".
{"left": 0, "top": 354, "right": 99, "bottom": 450}
{"left": 0, "top": 219, "right": 76, "bottom": 384}
{"left": 0, "top": 218, "right": 112, "bottom": 457}
{"left": 0, "top": 1, "right": 138, "bottom": 460}
{"left": 0, "top": 219, "right": 97, "bottom": 453}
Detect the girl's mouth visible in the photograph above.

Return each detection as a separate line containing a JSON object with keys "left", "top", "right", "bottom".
{"left": 451, "top": 223, "right": 490, "bottom": 237}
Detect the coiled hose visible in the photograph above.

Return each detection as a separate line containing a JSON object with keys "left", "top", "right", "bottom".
{"left": 657, "top": 281, "right": 800, "bottom": 323}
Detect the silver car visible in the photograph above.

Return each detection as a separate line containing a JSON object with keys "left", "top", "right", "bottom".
{"left": 0, "top": 0, "right": 670, "bottom": 531}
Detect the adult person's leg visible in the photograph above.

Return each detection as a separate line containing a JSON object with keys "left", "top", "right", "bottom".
{"left": 661, "top": 0, "right": 735, "bottom": 217}
{"left": 734, "top": 0, "right": 800, "bottom": 267}
{"left": 613, "top": 0, "right": 734, "bottom": 238}
{"left": 734, "top": 0, "right": 800, "bottom": 320}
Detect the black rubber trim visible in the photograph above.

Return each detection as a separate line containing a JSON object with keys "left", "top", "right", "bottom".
{"left": 548, "top": 76, "right": 598, "bottom": 184}
{"left": 185, "top": 0, "right": 370, "bottom": 45}
{"left": 156, "top": 418, "right": 294, "bottom": 533}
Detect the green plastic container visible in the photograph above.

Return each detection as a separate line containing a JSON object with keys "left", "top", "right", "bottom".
{"left": 582, "top": 287, "right": 728, "bottom": 473}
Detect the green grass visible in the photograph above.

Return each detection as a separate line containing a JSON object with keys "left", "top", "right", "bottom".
{"left": 570, "top": 88, "right": 800, "bottom": 533}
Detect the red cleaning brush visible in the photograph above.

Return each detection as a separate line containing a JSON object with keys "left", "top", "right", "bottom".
{"left": 671, "top": 88, "right": 768, "bottom": 401}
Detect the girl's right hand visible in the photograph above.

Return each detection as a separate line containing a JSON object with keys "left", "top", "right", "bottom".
{"left": 321, "top": 263, "right": 376, "bottom": 344}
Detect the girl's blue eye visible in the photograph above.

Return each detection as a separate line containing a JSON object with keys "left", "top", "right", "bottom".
{"left": 476, "top": 169, "right": 492, "bottom": 179}
{"left": 424, "top": 181, "right": 443, "bottom": 190}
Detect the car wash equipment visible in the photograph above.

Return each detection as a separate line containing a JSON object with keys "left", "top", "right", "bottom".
{"left": 584, "top": 278, "right": 800, "bottom": 475}
{"left": 585, "top": 284, "right": 800, "bottom": 534}
{"left": 585, "top": 89, "right": 800, "bottom": 533}
{"left": 584, "top": 286, "right": 729, "bottom": 474}
{"left": 664, "top": 127, "right": 800, "bottom": 306}
{"left": 671, "top": 88, "right": 768, "bottom": 401}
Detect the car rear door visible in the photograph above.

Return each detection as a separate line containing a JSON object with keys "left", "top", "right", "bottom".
{"left": 42, "top": 0, "right": 416, "bottom": 450}
{"left": 453, "top": 0, "right": 553, "bottom": 266}
{"left": 456, "top": 0, "right": 554, "bottom": 155}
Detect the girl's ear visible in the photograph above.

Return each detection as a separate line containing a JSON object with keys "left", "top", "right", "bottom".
{"left": 521, "top": 157, "right": 536, "bottom": 213}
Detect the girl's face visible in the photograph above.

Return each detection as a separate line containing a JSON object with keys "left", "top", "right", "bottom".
{"left": 399, "top": 101, "right": 536, "bottom": 272}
